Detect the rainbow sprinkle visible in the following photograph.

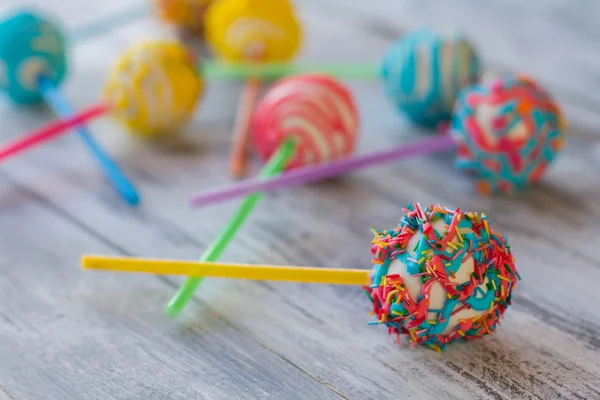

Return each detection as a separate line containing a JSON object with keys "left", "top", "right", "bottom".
{"left": 364, "top": 203, "right": 520, "bottom": 350}
{"left": 451, "top": 74, "right": 566, "bottom": 195}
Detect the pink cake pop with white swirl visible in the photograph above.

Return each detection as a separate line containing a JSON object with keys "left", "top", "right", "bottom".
{"left": 250, "top": 74, "right": 359, "bottom": 170}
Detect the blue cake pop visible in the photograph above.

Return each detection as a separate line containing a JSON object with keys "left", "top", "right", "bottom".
{"left": 380, "top": 29, "right": 481, "bottom": 128}
{"left": 0, "top": 10, "right": 67, "bottom": 105}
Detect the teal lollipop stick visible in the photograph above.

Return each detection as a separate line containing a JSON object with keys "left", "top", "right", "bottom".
{"left": 201, "top": 61, "right": 380, "bottom": 80}
{"left": 38, "top": 76, "right": 140, "bottom": 205}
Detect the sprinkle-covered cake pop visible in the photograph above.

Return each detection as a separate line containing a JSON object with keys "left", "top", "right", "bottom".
{"left": 380, "top": 29, "right": 480, "bottom": 128}
{"left": 366, "top": 203, "right": 519, "bottom": 351}
{"left": 451, "top": 73, "right": 566, "bottom": 195}
{"left": 103, "top": 40, "right": 204, "bottom": 137}
{"left": 154, "top": 0, "right": 213, "bottom": 33}
{"left": 251, "top": 74, "right": 359, "bottom": 169}
{"left": 204, "top": 0, "right": 302, "bottom": 62}
{"left": 0, "top": 10, "right": 67, "bottom": 105}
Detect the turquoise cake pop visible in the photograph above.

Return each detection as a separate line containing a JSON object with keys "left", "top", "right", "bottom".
{"left": 380, "top": 29, "right": 481, "bottom": 128}
{"left": 0, "top": 8, "right": 139, "bottom": 206}
{"left": 0, "top": 10, "right": 67, "bottom": 105}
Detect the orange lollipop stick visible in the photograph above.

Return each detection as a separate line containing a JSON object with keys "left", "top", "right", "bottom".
{"left": 229, "top": 52, "right": 263, "bottom": 179}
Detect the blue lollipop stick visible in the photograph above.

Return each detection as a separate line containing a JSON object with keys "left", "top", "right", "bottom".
{"left": 37, "top": 76, "right": 139, "bottom": 205}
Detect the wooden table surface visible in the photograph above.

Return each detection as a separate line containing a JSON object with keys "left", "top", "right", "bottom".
{"left": 0, "top": 1, "right": 599, "bottom": 399}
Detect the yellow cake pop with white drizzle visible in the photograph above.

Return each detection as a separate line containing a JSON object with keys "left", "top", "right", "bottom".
{"left": 204, "top": 0, "right": 302, "bottom": 62}
{"left": 103, "top": 40, "right": 204, "bottom": 138}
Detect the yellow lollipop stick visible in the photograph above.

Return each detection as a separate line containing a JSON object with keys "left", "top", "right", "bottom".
{"left": 81, "top": 255, "right": 370, "bottom": 286}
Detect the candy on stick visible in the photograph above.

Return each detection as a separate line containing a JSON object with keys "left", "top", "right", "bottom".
{"left": 167, "top": 73, "right": 359, "bottom": 315}
{"left": 189, "top": 73, "right": 566, "bottom": 206}
{"left": 204, "top": 0, "right": 302, "bottom": 179}
{"left": 380, "top": 29, "right": 481, "bottom": 128}
{"left": 367, "top": 203, "right": 520, "bottom": 350}
{"left": 0, "top": 10, "right": 139, "bottom": 205}
{"left": 251, "top": 74, "right": 359, "bottom": 170}
{"left": 103, "top": 40, "right": 204, "bottom": 138}
{"left": 82, "top": 203, "right": 520, "bottom": 351}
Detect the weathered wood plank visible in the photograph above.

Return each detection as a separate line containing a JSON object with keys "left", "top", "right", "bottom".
{"left": 0, "top": 179, "right": 343, "bottom": 400}
{"left": 0, "top": 1, "right": 599, "bottom": 399}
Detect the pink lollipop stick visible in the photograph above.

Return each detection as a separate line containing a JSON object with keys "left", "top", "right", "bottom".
{"left": 0, "top": 102, "right": 110, "bottom": 161}
{"left": 189, "top": 134, "right": 455, "bottom": 208}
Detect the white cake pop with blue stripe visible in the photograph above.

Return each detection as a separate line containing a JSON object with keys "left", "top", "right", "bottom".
{"left": 380, "top": 29, "right": 481, "bottom": 128}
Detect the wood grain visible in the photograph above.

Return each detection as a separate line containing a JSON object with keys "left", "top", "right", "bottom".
{"left": 0, "top": 0, "right": 598, "bottom": 399}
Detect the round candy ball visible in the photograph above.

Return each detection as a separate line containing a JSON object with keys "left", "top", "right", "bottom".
{"left": 451, "top": 73, "right": 566, "bottom": 195}
{"left": 251, "top": 74, "right": 359, "bottom": 170}
{"left": 0, "top": 10, "right": 67, "bottom": 105}
{"left": 380, "top": 29, "right": 480, "bottom": 128}
{"left": 154, "top": 0, "right": 213, "bottom": 33}
{"left": 366, "top": 203, "right": 519, "bottom": 351}
{"left": 204, "top": 0, "right": 302, "bottom": 62}
{"left": 103, "top": 40, "right": 204, "bottom": 138}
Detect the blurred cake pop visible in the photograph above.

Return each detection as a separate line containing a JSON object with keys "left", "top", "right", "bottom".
{"left": 251, "top": 74, "right": 359, "bottom": 170}
{"left": 204, "top": 0, "right": 302, "bottom": 62}
{"left": 103, "top": 40, "right": 204, "bottom": 137}
{"left": 380, "top": 29, "right": 481, "bottom": 128}
{"left": 154, "top": 0, "right": 213, "bottom": 34}
{"left": 452, "top": 73, "right": 566, "bottom": 195}
{"left": 0, "top": 10, "right": 67, "bottom": 105}
{"left": 367, "top": 203, "right": 519, "bottom": 350}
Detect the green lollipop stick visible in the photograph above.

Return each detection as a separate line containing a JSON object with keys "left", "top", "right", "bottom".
{"left": 165, "top": 139, "right": 297, "bottom": 317}
{"left": 201, "top": 61, "right": 380, "bottom": 80}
